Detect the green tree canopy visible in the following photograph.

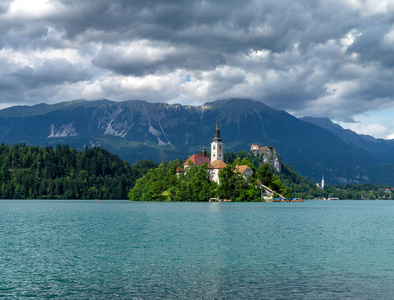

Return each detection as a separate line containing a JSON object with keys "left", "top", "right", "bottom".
{"left": 0, "top": 143, "right": 157, "bottom": 199}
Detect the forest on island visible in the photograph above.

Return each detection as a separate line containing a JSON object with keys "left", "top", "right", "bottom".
{"left": 0, "top": 143, "right": 392, "bottom": 200}
{"left": 225, "top": 150, "right": 394, "bottom": 200}
{"left": 128, "top": 157, "right": 293, "bottom": 202}
{"left": 0, "top": 143, "right": 157, "bottom": 199}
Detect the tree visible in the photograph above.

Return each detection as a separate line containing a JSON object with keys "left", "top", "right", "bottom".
{"left": 0, "top": 143, "right": 156, "bottom": 199}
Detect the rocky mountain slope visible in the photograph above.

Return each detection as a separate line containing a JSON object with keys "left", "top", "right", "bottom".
{"left": 301, "top": 117, "right": 394, "bottom": 162}
{"left": 0, "top": 98, "right": 393, "bottom": 185}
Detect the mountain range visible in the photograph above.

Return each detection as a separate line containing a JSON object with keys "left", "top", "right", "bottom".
{"left": 0, "top": 98, "right": 393, "bottom": 185}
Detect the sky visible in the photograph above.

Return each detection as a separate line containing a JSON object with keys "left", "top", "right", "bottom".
{"left": 1, "top": 0, "right": 394, "bottom": 138}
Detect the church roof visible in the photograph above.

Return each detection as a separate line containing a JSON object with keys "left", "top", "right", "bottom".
{"left": 234, "top": 165, "right": 252, "bottom": 174}
{"left": 184, "top": 154, "right": 211, "bottom": 166}
{"left": 213, "top": 118, "right": 222, "bottom": 142}
{"left": 209, "top": 160, "right": 227, "bottom": 169}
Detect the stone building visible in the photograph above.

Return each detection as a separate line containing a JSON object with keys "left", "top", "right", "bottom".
{"left": 208, "top": 160, "right": 227, "bottom": 184}
{"left": 234, "top": 165, "right": 253, "bottom": 180}
{"left": 250, "top": 144, "right": 281, "bottom": 173}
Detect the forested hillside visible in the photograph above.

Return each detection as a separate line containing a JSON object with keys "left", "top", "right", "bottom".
{"left": 129, "top": 158, "right": 292, "bottom": 202}
{"left": 225, "top": 150, "right": 394, "bottom": 199}
{"left": 0, "top": 143, "right": 157, "bottom": 199}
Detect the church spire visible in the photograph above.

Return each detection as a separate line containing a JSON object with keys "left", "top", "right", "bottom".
{"left": 213, "top": 117, "right": 222, "bottom": 142}
{"left": 211, "top": 118, "right": 224, "bottom": 162}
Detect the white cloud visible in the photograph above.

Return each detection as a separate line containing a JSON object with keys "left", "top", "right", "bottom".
{"left": 1, "top": 0, "right": 394, "bottom": 138}
{"left": 340, "top": 29, "right": 361, "bottom": 51}
{"left": 383, "top": 29, "right": 394, "bottom": 47}
{"left": 338, "top": 121, "right": 392, "bottom": 138}
{"left": 361, "top": 123, "right": 390, "bottom": 137}
{"left": 9, "top": 0, "right": 58, "bottom": 17}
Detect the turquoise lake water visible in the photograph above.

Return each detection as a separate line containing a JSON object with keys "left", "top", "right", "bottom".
{"left": 0, "top": 200, "right": 393, "bottom": 299}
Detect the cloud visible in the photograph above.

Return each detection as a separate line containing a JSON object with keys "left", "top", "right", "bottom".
{"left": 0, "top": 1, "right": 12, "bottom": 14}
{"left": 340, "top": 121, "right": 392, "bottom": 139}
{"left": 0, "top": 47, "right": 91, "bottom": 103}
{"left": 91, "top": 40, "right": 225, "bottom": 76}
{"left": 1, "top": 0, "right": 394, "bottom": 135}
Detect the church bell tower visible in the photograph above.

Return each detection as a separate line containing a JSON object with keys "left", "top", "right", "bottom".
{"left": 211, "top": 118, "right": 224, "bottom": 162}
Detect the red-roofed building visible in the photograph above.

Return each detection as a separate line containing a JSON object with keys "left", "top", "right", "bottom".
{"left": 234, "top": 165, "right": 253, "bottom": 179}
{"left": 208, "top": 160, "right": 227, "bottom": 184}
{"left": 184, "top": 154, "right": 211, "bottom": 168}
{"left": 209, "top": 160, "right": 227, "bottom": 169}
{"left": 251, "top": 144, "right": 259, "bottom": 150}
{"left": 175, "top": 168, "right": 184, "bottom": 177}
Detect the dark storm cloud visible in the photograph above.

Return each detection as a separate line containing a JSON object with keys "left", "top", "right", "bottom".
{"left": 0, "top": 0, "right": 361, "bottom": 55}
{"left": 0, "top": 55, "right": 91, "bottom": 102}
{"left": 348, "top": 24, "right": 394, "bottom": 67}
{"left": 0, "top": 0, "right": 12, "bottom": 14}
{"left": 1, "top": 0, "right": 394, "bottom": 130}
{"left": 11, "top": 59, "right": 91, "bottom": 88}
{"left": 91, "top": 43, "right": 226, "bottom": 76}
{"left": 6, "top": 0, "right": 349, "bottom": 53}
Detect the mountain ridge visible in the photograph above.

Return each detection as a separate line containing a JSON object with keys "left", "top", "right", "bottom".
{"left": 300, "top": 116, "right": 394, "bottom": 162}
{"left": 0, "top": 98, "right": 393, "bottom": 185}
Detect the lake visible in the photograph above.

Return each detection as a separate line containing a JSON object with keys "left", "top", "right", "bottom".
{"left": 0, "top": 200, "right": 393, "bottom": 299}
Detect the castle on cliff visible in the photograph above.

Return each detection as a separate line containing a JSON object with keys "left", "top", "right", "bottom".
{"left": 250, "top": 144, "right": 281, "bottom": 173}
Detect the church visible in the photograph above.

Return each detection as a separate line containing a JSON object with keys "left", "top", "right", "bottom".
{"left": 183, "top": 119, "right": 252, "bottom": 184}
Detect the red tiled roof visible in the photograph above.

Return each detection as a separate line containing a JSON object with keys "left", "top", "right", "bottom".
{"left": 209, "top": 160, "right": 227, "bottom": 169}
{"left": 234, "top": 165, "right": 251, "bottom": 173}
{"left": 251, "top": 144, "right": 259, "bottom": 148}
{"left": 176, "top": 168, "right": 184, "bottom": 173}
{"left": 184, "top": 154, "right": 211, "bottom": 166}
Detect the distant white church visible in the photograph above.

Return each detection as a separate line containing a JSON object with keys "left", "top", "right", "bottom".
{"left": 317, "top": 175, "right": 325, "bottom": 189}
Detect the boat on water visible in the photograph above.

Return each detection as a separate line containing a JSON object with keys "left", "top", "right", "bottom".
{"left": 273, "top": 198, "right": 304, "bottom": 202}
{"left": 209, "top": 198, "right": 232, "bottom": 202}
